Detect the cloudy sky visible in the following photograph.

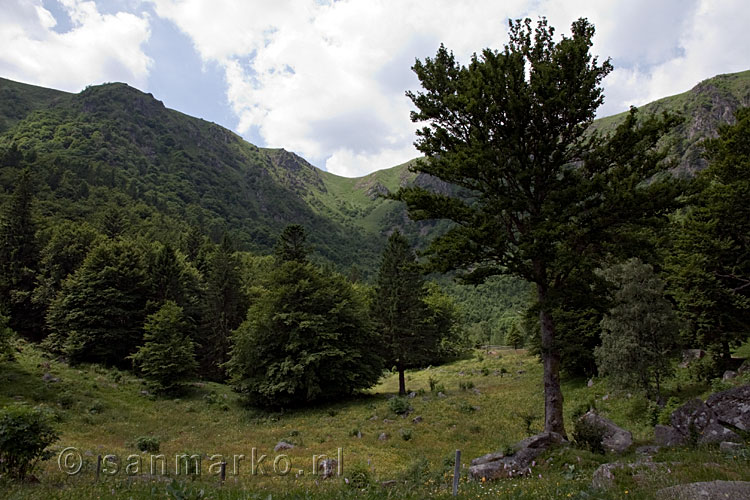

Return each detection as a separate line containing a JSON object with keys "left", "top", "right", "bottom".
{"left": 2, "top": 1, "right": 749, "bottom": 177}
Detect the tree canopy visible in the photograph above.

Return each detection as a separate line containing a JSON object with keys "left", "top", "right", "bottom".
{"left": 396, "top": 17, "right": 684, "bottom": 434}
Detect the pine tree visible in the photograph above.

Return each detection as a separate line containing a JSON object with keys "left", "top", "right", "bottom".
{"left": 395, "top": 18, "right": 684, "bottom": 434}
{"left": 595, "top": 258, "right": 680, "bottom": 402}
{"left": 372, "top": 230, "right": 434, "bottom": 396}
{"left": 199, "top": 234, "right": 246, "bottom": 380}
{"left": 0, "top": 169, "right": 42, "bottom": 340}
{"left": 130, "top": 301, "right": 197, "bottom": 394}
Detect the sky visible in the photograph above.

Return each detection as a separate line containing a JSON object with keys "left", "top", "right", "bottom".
{"left": 1, "top": 1, "right": 749, "bottom": 178}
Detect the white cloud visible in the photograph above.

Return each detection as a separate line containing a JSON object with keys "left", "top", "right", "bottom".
{"left": 0, "top": 0, "right": 152, "bottom": 92}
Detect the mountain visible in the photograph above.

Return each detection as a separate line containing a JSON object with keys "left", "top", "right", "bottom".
{"left": 1, "top": 70, "right": 749, "bottom": 275}
{"left": 591, "top": 70, "right": 750, "bottom": 174}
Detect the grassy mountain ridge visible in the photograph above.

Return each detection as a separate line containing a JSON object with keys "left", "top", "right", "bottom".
{"left": 1, "top": 70, "right": 749, "bottom": 273}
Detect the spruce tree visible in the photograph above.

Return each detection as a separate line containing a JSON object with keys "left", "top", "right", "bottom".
{"left": 0, "top": 169, "right": 42, "bottom": 340}
{"left": 200, "top": 234, "right": 246, "bottom": 379}
{"left": 372, "top": 230, "right": 434, "bottom": 396}
{"left": 274, "top": 224, "right": 310, "bottom": 263}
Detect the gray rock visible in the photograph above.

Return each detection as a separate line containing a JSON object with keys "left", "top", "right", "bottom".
{"left": 580, "top": 411, "right": 633, "bottom": 453}
{"left": 587, "top": 378, "right": 594, "bottom": 387}
{"left": 437, "top": 392, "right": 446, "bottom": 399}
{"left": 470, "top": 451, "right": 505, "bottom": 466}
{"left": 723, "top": 370, "right": 738, "bottom": 381}
{"left": 469, "top": 432, "right": 566, "bottom": 481}
{"left": 636, "top": 445, "right": 661, "bottom": 456}
{"left": 407, "top": 391, "right": 416, "bottom": 399}
{"left": 705, "top": 385, "right": 750, "bottom": 431}
{"left": 591, "top": 462, "right": 622, "bottom": 489}
{"left": 380, "top": 480, "right": 397, "bottom": 488}
{"left": 317, "top": 458, "right": 337, "bottom": 479}
{"left": 383, "top": 419, "right": 394, "bottom": 424}
{"left": 368, "top": 415, "right": 378, "bottom": 421}
{"left": 411, "top": 416, "right": 422, "bottom": 424}
{"left": 378, "top": 433, "right": 389, "bottom": 441}
{"left": 720, "top": 441, "right": 745, "bottom": 453}
{"left": 602, "top": 394, "right": 609, "bottom": 401}
{"left": 658, "top": 480, "right": 750, "bottom": 499}
{"left": 671, "top": 399, "right": 715, "bottom": 436}
{"left": 699, "top": 422, "right": 741, "bottom": 444}
{"left": 274, "top": 441, "right": 294, "bottom": 451}
{"left": 654, "top": 424, "right": 687, "bottom": 447}
{"left": 680, "top": 349, "right": 706, "bottom": 368}
{"left": 738, "top": 360, "right": 750, "bottom": 375}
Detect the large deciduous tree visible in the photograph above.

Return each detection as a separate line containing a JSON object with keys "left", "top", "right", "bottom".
{"left": 396, "top": 18, "right": 683, "bottom": 435}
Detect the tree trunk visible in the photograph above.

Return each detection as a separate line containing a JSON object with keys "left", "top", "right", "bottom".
{"left": 398, "top": 362, "right": 406, "bottom": 396}
{"left": 538, "top": 284, "right": 566, "bottom": 437}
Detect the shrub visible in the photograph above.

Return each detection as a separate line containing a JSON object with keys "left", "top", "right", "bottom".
{"left": 136, "top": 436, "right": 160, "bottom": 453}
{"left": 346, "top": 462, "right": 371, "bottom": 489}
{"left": 388, "top": 397, "right": 410, "bottom": 415}
{"left": 400, "top": 428, "right": 413, "bottom": 441}
{"left": 458, "top": 380, "right": 475, "bottom": 391}
{"left": 0, "top": 405, "right": 59, "bottom": 480}
{"left": 658, "top": 397, "right": 682, "bottom": 426}
{"left": 572, "top": 418, "right": 606, "bottom": 454}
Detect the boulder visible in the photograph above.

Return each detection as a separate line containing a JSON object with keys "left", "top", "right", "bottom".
{"left": 654, "top": 425, "right": 687, "bottom": 447}
{"left": 317, "top": 458, "right": 338, "bottom": 479}
{"left": 680, "top": 349, "right": 706, "bottom": 368}
{"left": 699, "top": 422, "right": 741, "bottom": 445}
{"left": 378, "top": 433, "right": 389, "bottom": 441}
{"left": 469, "top": 432, "right": 566, "bottom": 481}
{"left": 723, "top": 370, "right": 738, "bottom": 381}
{"left": 580, "top": 411, "right": 633, "bottom": 453}
{"left": 720, "top": 441, "right": 745, "bottom": 453}
{"left": 274, "top": 441, "right": 294, "bottom": 452}
{"left": 671, "top": 399, "right": 715, "bottom": 437}
{"left": 705, "top": 385, "right": 750, "bottom": 431}
{"left": 658, "top": 480, "right": 750, "bottom": 500}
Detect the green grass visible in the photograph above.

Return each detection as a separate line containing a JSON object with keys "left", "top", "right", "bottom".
{"left": 2, "top": 344, "right": 750, "bottom": 499}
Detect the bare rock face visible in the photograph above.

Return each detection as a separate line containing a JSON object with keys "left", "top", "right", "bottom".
{"left": 580, "top": 411, "right": 633, "bottom": 453}
{"left": 469, "top": 432, "right": 566, "bottom": 481}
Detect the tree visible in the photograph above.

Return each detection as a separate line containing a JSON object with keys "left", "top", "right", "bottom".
{"left": 372, "top": 231, "right": 436, "bottom": 395}
{"left": 227, "top": 261, "right": 382, "bottom": 408}
{"left": 274, "top": 224, "right": 310, "bottom": 263}
{"left": 130, "top": 301, "right": 198, "bottom": 393}
{"left": 199, "top": 234, "right": 247, "bottom": 379}
{"left": 0, "top": 169, "right": 42, "bottom": 340}
{"left": 595, "top": 258, "right": 679, "bottom": 402}
{"left": 45, "top": 239, "right": 150, "bottom": 366}
{"left": 667, "top": 108, "right": 750, "bottom": 375}
{"left": 396, "top": 18, "right": 683, "bottom": 434}
{"left": 0, "top": 312, "right": 14, "bottom": 361}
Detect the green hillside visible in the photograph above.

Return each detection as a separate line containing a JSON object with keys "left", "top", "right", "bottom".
{"left": 591, "top": 70, "right": 750, "bottom": 174}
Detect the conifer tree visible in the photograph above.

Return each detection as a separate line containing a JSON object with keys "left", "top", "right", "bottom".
{"left": 372, "top": 230, "right": 435, "bottom": 396}
{"left": 0, "top": 169, "right": 42, "bottom": 339}
{"left": 274, "top": 224, "right": 310, "bottom": 263}
{"left": 200, "top": 234, "right": 246, "bottom": 379}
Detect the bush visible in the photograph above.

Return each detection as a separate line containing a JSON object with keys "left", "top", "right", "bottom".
{"left": 136, "top": 436, "right": 160, "bottom": 453}
{"left": 400, "top": 428, "right": 413, "bottom": 441}
{"left": 388, "top": 397, "right": 410, "bottom": 415}
{"left": 658, "top": 397, "right": 682, "bottom": 426}
{"left": 345, "top": 462, "right": 371, "bottom": 489}
{"left": 572, "top": 417, "right": 606, "bottom": 454}
{"left": 0, "top": 405, "right": 59, "bottom": 480}
{"left": 458, "top": 380, "right": 475, "bottom": 391}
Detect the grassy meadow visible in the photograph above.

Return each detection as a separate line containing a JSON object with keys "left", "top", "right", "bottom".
{"left": 2, "top": 342, "right": 750, "bottom": 499}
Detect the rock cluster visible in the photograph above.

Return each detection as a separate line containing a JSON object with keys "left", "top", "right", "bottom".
{"left": 654, "top": 385, "right": 750, "bottom": 447}
{"left": 469, "top": 432, "right": 566, "bottom": 480}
